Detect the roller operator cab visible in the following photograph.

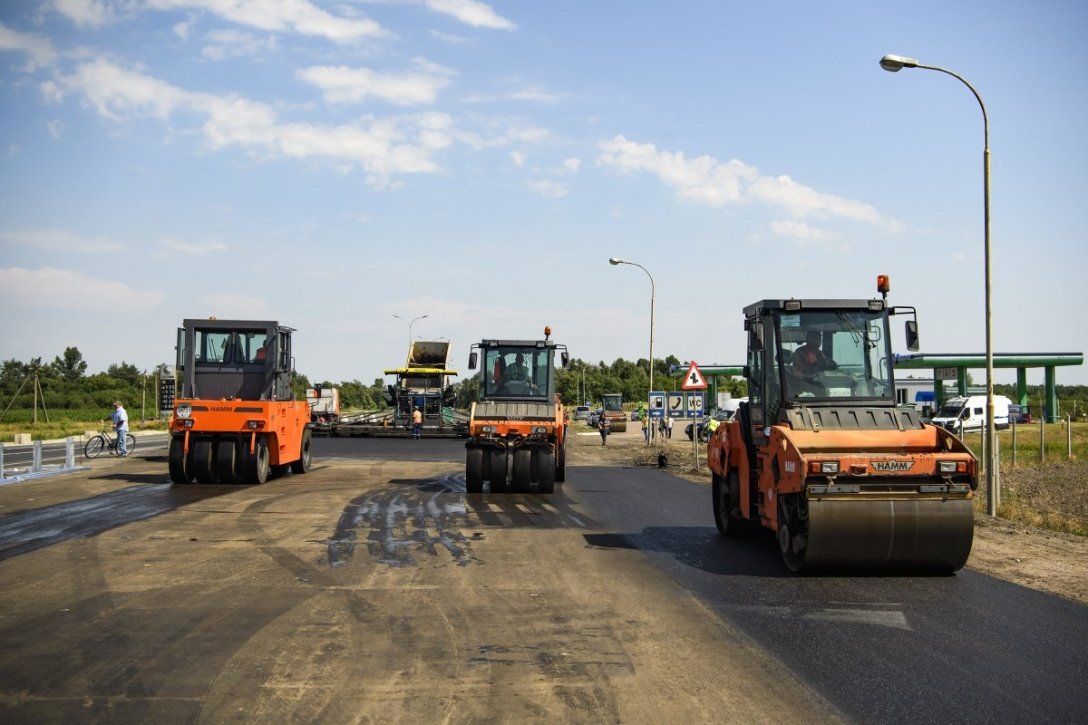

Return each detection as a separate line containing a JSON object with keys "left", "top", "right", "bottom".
{"left": 465, "top": 326, "right": 569, "bottom": 494}
{"left": 168, "top": 319, "right": 312, "bottom": 485}
{"left": 707, "top": 277, "right": 978, "bottom": 573}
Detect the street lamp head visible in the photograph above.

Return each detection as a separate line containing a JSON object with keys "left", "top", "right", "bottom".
{"left": 608, "top": 257, "right": 623, "bottom": 265}
{"left": 880, "top": 54, "right": 919, "bottom": 72}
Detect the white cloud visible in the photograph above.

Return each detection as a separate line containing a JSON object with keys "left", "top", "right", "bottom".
{"left": 0, "top": 228, "right": 122, "bottom": 253}
{"left": 509, "top": 150, "right": 526, "bottom": 167}
{"left": 424, "top": 0, "right": 515, "bottom": 30}
{"left": 296, "top": 58, "right": 455, "bottom": 106}
{"left": 50, "top": 0, "right": 114, "bottom": 28}
{"left": 201, "top": 29, "right": 279, "bottom": 61}
{"left": 46, "top": 119, "right": 65, "bottom": 139}
{"left": 528, "top": 179, "right": 568, "bottom": 198}
{"left": 429, "top": 29, "right": 468, "bottom": 44}
{"left": 561, "top": 157, "right": 581, "bottom": 174}
{"left": 158, "top": 238, "right": 229, "bottom": 254}
{"left": 509, "top": 88, "right": 560, "bottom": 104}
{"left": 0, "top": 267, "right": 164, "bottom": 313}
{"left": 203, "top": 292, "right": 268, "bottom": 317}
{"left": 145, "top": 0, "right": 385, "bottom": 43}
{"left": 768, "top": 220, "right": 836, "bottom": 242}
{"left": 0, "top": 21, "right": 60, "bottom": 70}
{"left": 596, "top": 135, "right": 903, "bottom": 230}
{"left": 56, "top": 58, "right": 455, "bottom": 186}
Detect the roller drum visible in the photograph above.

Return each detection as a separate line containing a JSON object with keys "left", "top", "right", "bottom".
{"left": 802, "top": 496, "right": 974, "bottom": 572}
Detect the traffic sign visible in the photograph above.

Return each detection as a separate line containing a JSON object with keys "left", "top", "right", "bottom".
{"left": 681, "top": 361, "right": 708, "bottom": 390}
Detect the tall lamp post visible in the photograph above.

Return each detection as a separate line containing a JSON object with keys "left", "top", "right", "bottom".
{"left": 392, "top": 314, "right": 429, "bottom": 366}
{"left": 880, "top": 53, "right": 997, "bottom": 516}
{"left": 609, "top": 256, "right": 655, "bottom": 441}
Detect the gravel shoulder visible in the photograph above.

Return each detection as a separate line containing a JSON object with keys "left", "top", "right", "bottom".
{"left": 567, "top": 423, "right": 1088, "bottom": 605}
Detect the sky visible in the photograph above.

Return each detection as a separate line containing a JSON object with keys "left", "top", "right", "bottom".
{"left": 1, "top": 0, "right": 1086, "bottom": 390}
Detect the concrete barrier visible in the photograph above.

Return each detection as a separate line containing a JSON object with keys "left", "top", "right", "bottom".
{"left": 13, "top": 433, "right": 31, "bottom": 445}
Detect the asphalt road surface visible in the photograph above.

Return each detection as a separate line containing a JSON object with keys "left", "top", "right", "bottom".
{"left": 0, "top": 436, "right": 1084, "bottom": 723}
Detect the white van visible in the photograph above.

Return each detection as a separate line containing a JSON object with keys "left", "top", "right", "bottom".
{"left": 931, "top": 394, "right": 1011, "bottom": 432}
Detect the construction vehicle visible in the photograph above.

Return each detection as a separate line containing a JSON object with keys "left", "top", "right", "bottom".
{"left": 707, "top": 277, "right": 976, "bottom": 572}
{"left": 307, "top": 386, "right": 340, "bottom": 435}
{"left": 168, "top": 319, "right": 312, "bottom": 485}
{"left": 464, "top": 327, "right": 569, "bottom": 493}
{"left": 325, "top": 340, "right": 466, "bottom": 437}
{"left": 600, "top": 393, "right": 628, "bottom": 432}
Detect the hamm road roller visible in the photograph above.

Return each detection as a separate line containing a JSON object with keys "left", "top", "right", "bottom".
{"left": 707, "top": 276, "right": 976, "bottom": 572}
{"left": 464, "top": 326, "right": 569, "bottom": 493}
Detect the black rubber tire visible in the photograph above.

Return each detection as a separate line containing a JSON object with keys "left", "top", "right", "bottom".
{"left": 713, "top": 470, "right": 748, "bottom": 536}
{"left": 215, "top": 438, "right": 238, "bottom": 483}
{"left": 124, "top": 434, "right": 136, "bottom": 454}
{"left": 555, "top": 435, "right": 567, "bottom": 483}
{"left": 536, "top": 450, "right": 556, "bottom": 494}
{"left": 84, "top": 436, "right": 105, "bottom": 459}
{"left": 191, "top": 438, "right": 216, "bottom": 484}
{"left": 487, "top": 449, "right": 507, "bottom": 490}
{"left": 466, "top": 448, "right": 484, "bottom": 493}
{"left": 168, "top": 436, "right": 193, "bottom": 484}
{"left": 511, "top": 449, "right": 531, "bottom": 491}
{"left": 290, "top": 429, "right": 313, "bottom": 474}
{"left": 239, "top": 435, "right": 270, "bottom": 485}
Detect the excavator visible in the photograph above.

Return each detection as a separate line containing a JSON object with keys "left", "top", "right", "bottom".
{"left": 707, "top": 277, "right": 976, "bottom": 572}
{"left": 464, "top": 326, "right": 569, "bottom": 494}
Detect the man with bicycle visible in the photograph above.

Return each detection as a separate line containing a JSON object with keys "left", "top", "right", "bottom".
{"left": 112, "top": 401, "right": 129, "bottom": 457}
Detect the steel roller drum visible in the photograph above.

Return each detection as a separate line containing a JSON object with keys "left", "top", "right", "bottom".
{"left": 802, "top": 496, "right": 974, "bottom": 572}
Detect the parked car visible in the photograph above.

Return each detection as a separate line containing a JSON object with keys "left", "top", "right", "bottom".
{"left": 684, "top": 409, "right": 735, "bottom": 442}
{"left": 574, "top": 405, "right": 591, "bottom": 421}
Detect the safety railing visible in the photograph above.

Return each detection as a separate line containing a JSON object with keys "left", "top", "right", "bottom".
{"left": 0, "top": 438, "right": 88, "bottom": 484}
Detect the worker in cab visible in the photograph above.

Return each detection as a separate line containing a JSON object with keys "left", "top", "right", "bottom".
{"left": 506, "top": 353, "right": 531, "bottom": 382}
{"left": 793, "top": 330, "right": 838, "bottom": 375}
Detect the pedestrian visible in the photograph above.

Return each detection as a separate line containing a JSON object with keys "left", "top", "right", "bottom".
{"left": 642, "top": 413, "right": 652, "bottom": 443}
{"left": 111, "top": 401, "right": 129, "bottom": 456}
{"left": 666, "top": 415, "right": 674, "bottom": 439}
{"left": 658, "top": 417, "right": 667, "bottom": 439}
{"left": 598, "top": 412, "right": 610, "bottom": 445}
{"left": 411, "top": 407, "right": 423, "bottom": 439}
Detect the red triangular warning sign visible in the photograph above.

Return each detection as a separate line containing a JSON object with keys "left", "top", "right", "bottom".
{"left": 681, "top": 361, "right": 708, "bottom": 390}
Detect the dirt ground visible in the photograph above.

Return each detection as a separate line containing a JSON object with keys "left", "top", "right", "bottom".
{"left": 567, "top": 423, "right": 1088, "bottom": 605}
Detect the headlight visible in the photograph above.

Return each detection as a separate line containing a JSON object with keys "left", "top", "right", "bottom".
{"left": 246, "top": 420, "right": 265, "bottom": 430}
{"left": 176, "top": 403, "right": 192, "bottom": 420}
{"left": 532, "top": 426, "right": 547, "bottom": 434}
{"left": 808, "top": 460, "right": 840, "bottom": 474}
{"left": 481, "top": 425, "right": 494, "bottom": 433}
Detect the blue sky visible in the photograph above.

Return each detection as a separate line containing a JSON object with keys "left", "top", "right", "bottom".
{"left": 1, "top": 0, "right": 1086, "bottom": 389}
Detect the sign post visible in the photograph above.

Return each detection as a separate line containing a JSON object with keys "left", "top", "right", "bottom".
{"left": 681, "top": 362, "right": 709, "bottom": 468}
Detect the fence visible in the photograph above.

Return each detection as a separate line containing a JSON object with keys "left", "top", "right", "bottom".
{"left": 0, "top": 438, "right": 88, "bottom": 484}
{"left": 0, "top": 433, "right": 169, "bottom": 485}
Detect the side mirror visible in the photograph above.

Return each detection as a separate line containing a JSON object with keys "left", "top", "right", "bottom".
{"left": 468, "top": 352, "right": 478, "bottom": 370}
{"left": 560, "top": 352, "right": 569, "bottom": 368}
{"left": 905, "top": 320, "right": 920, "bottom": 352}
{"left": 750, "top": 321, "right": 765, "bottom": 352}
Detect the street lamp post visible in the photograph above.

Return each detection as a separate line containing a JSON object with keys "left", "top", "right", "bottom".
{"left": 609, "top": 257, "right": 655, "bottom": 442}
{"left": 392, "top": 314, "right": 429, "bottom": 367}
{"left": 880, "top": 53, "right": 997, "bottom": 516}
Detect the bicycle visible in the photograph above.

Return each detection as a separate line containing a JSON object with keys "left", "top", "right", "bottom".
{"left": 85, "top": 428, "right": 137, "bottom": 459}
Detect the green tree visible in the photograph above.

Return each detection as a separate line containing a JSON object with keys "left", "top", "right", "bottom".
{"left": 51, "top": 347, "right": 88, "bottom": 382}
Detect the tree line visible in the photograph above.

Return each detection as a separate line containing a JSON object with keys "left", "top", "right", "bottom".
{"left": 5, "top": 346, "right": 1083, "bottom": 420}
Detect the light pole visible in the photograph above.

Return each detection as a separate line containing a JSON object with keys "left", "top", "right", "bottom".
{"left": 880, "top": 53, "right": 997, "bottom": 516}
{"left": 609, "top": 256, "right": 655, "bottom": 442}
{"left": 392, "top": 314, "right": 429, "bottom": 366}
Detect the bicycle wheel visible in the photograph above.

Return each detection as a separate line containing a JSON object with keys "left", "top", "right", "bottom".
{"left": 125, "top": 433, "right": 136, "bottom": 454}
{"left": 85, "top": 435, "right": 105, "bottom": 458}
